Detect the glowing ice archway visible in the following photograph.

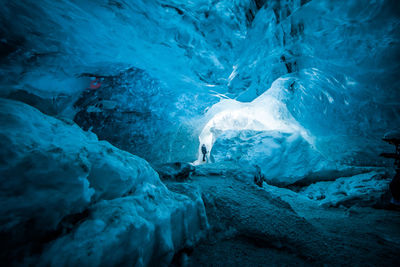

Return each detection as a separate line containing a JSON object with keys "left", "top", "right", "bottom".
{"left": 194, "top": 85, "right": 312, "bottom": 165}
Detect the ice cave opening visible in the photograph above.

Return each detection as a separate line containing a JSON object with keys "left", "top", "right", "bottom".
{"left": 0, "top": 0, "right": 400, "bottom": 266}
{"left": 194, "top": 79, "right": 311, "bottom": 165}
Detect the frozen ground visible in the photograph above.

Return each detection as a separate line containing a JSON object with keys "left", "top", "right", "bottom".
{"left": 164, "top": 164, "right": 400, "bottom": 266}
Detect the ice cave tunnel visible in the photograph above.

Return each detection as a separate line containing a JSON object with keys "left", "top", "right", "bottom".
{"left": 0, "top": 0, "right": 400, "bottom": 266}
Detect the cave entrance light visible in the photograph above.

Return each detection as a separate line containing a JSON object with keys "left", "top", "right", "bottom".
{"left": 194, "top": 87, "right": 312, "bottom": 165}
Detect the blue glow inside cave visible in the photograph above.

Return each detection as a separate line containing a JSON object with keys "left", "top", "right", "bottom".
{"left": 0, "top": 1, "right": 399, "bottom": 266}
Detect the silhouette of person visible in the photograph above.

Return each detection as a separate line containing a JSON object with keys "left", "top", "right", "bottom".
{"left": 390, "top": 171, "right": 400, "bottom": 204}
{"left": 201, "top": 144, "right": 207, "bottom": 162}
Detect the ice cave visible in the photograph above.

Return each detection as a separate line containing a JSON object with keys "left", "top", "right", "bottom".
{"left": 1, "top": 0, "right": 400, "bottom": 266}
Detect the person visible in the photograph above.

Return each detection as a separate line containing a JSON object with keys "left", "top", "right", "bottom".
{"left": 201, "top": 144, "right": 207, "bottom": 162}
{"left": 381, "top": 131, "right": 400, "bottom": 205}
{"left": 254, "top": 165, "right": 266, "bottom": 187}
{"left": 390, "top": 171, "right": 400, "bottom": 205}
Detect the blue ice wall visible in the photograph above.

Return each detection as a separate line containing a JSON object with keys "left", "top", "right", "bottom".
{"left": 0, "top": 0, "right": 254, "bottom": 96}
{"left": 230, "top": 0, "right": 400, "bottom": 164}
{"left": 0, "top": 0, "right": 258, "bottom": 162}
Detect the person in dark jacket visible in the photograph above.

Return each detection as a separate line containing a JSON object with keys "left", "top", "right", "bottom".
{"left": 390, "top": 171, "right": 400, "bottom": 204}
{"left": 381, "top": 131, "right": 400, "bottom": 205}
{"left": 201, "top": 144, "right": 207, "bottom": 162}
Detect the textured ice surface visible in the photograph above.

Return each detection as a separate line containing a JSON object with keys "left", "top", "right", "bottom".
{"left": 195, "top": 78, "right": 311, "bottom": 164}
{"left": 1, "top": 0, "right": 398, "bottom": 165}
{"left": 231, "top": 0, "right": 400, "bottom": 165}
{"left": 72, "top": 68, "right": 203, "bottom": 164}
{"left": 300, "top": 171, "right": 390, "bottom": 207}
{"left": 0, "top": 0, "right": 253, "bottom": 164}
{"left": 40, "top": 189, "right": 207, "bottom": 266}
{"left": 0, "top": 98, "right": 207, "bottom": 265}
{"left": 211, "top": 130, "right": 332, "bottom": 185}
{"left": 0, "top": 0, "right": 253, "bottom": 97}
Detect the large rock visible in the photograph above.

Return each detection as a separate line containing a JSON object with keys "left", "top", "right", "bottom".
{"left": 156, "top": 162, "right": 196, "bottom": 181}
{"left": 0, "top": 98, "right": 207, "bottom": 265}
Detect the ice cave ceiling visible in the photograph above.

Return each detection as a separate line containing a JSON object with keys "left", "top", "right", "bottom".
{"left": 0, "top": 0, "right": 399, "bottom": 164}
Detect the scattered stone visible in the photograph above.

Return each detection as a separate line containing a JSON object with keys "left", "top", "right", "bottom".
{"left": 156, "top": 162, "right": 196, "bottom": 181}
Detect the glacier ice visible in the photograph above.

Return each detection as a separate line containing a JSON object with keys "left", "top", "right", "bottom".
{"left": 0, "top": 0, "right": 399, "bottom": 265}
{"left": 300, "top": 171, "right": 390, "bottom": 207}
{"left": 72, "top": 67, "right": 204, "bottom": 164}
{"left": 0, "top": 98, "right": 207, "bottom": 265}
{"left": 1, "top": 0, "right": 398, "bottom": 166}
{"left": 230, "top": 0, "right": 400, "bottom": 165}
{"left": 211, "top": 130, "right": 331, "bottom": 185}
{"left": 195, "top": 78, "right": 310, "bottom": 162}
{"left": 40, "top": 189, "right": 207, "bottom": 266}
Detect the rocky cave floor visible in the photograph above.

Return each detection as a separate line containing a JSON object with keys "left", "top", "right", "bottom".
{"left": 161, "top": 164, "right": 400, "bottom": 266}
